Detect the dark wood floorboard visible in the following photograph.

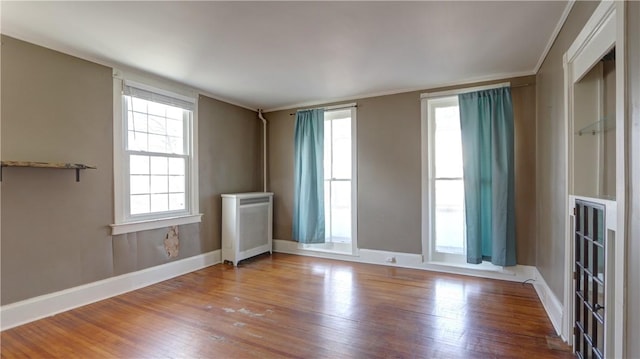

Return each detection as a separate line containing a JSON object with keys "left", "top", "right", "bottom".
{"left": 0, "top": 253, "right": 573, "bottom": 358}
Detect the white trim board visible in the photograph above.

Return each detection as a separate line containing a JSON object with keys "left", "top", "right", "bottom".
{"left": 532, "top": 268, "right": 564, "bottom": 338}
{"left": 0, "top": 250, "right": 221, "bottom": 331}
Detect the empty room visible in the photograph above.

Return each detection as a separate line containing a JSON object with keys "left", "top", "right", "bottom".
{"left": 1, "top": 1, "right": 639, "bottom": 358}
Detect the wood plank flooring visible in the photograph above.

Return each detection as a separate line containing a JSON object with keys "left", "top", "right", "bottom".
{"left": 0, "top": 253, "right": 572, "bottom": 358}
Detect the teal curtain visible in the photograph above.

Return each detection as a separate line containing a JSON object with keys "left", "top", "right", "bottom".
{"left": 458, "top": 87, "right": 516, "bottom": 266}
{"left": 293, "top": 109, "right": 325, "bottom": 243}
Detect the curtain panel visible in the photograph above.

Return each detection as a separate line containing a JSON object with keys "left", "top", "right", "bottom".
{"left": 459, "top": 87, "right": 516, "bottom": 266}
{"left": 293, "top": 109, "right": 325, "bottom": 243}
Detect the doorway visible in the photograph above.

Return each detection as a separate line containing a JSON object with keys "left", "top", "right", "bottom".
{"left": 563, "top": 1, "right": 625, "bottom": 357}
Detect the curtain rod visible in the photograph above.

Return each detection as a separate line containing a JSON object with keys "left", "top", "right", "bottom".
{"left": 289, "top": 104, "right": 357, "bottom": 116}
{"left": 422, "top": 81, "right": 534, "bottom": 99}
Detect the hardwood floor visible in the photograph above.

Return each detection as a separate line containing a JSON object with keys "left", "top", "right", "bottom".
{"left": 1, "top": 253, "right": 572, "bottom": 358}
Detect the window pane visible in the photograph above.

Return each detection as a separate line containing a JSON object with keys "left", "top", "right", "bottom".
{"left": 150, "top": 157, "right": 168, "bottom": 175}
{"left": 324, "top": 120, "right": 331, "bottom": 179}
{"left": 434, "top": 106, "right": 463, "bottom": 178}
{"left": 128, "top": 131, "right": 148, "bottom": 152}
{"left": 148, "top": 134, "right": 168, "bottom": 153}
{"left": 150, "top": 175, "right": 168, "bottom": 193}
{"left": 166, "top": 119, "right": 183, "bottom": 137}
{"left": 332, "top": 117, "right": 351, "bottom": 179}
{"left": 169, "top": 158, "right": 185, "bottom": 175}
{"left": 150, "top": 194, "right": 169, "bottom": 212}
{"left": 130, "top": 175, "right": 150, "bottom": 194}
{"left": 169, "top": 193, "right": 185, "bottom": 211}
{"left": 131, "top": 111, "right": 148, "bottom": 132}
{"left": 148, "top": 115, "right": 166, "bottom": 135}
{"left": 130, "top": 155, "right": 149, "bottom": 175}
{"left": 130, "top": 194, "right": 150, "bottom": 214}
{"left": 169, "top": 175, "right": 185, "bottom": 192}
{"left": 331, "top": 180, "right": 351, "bottom": 241}
{"left": 435, "top": 179, "right": 465, "bottom": 254}
{"left": 168, "top": 136, "right": 184, "bottom": 155}
{"left": 166, "top": 107, "right": 183, "bottom": 120}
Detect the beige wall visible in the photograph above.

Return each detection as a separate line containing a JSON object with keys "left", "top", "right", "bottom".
{"left": 0, "top": 36, "right": 262, "bottom": 304}
{"left": 267, "top": 76, "right": 537, "bottom": 263}
{"left": 198, "top": 95, "right": 263, "bottom": 251}
{"left": 625, "top": 1, "right": 640, "bottom": 354}
{"left": 512, "top": 81, "right": 538, "bottom": 265}
{"left": 1, "top": 35, "right": 115, "bottom": 304}
{"left": 535, "top": 1, "right": 599, "bottom": 298}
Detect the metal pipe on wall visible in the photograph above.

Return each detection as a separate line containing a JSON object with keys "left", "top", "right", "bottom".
{"left": 258, "top": 109, "right": 268, "bottom": 192}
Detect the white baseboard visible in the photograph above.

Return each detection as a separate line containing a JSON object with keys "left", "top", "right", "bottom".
{"left": 273, "top": 239, "right": 536, "bottom": 283}
{"left": 532, "top": 268, "right": 564, "bottom": 338}
{"left": 0, "top": 250, "right": 221, "bottom": 331}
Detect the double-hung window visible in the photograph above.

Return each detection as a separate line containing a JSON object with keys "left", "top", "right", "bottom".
{"left": 112, "top": 78, "right": 200, "bottom": 235}
{"left": 425, "top": 96, "right": 466, "bottom": 263}
{"left": 324, "top": 108, "right": 353, "bottom": 244}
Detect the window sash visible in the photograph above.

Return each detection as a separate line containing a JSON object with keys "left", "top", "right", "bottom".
{"left": 123, "top": 96, "right": 191, "bottom": 156}
{"left": 125, "top": 152, "right": 191, "bottom": 220}
{"left": 428, "top": 97, "right": 466, "bottom": 260}
{"left": 324, "top": 111, "right": 353, "bottom": 243}
{"left": 122, "top": 88, "right": 193, "bottom": 221}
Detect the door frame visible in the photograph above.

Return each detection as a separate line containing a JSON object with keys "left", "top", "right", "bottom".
{"left": 562, "top": 1, "right": 626, "bottom": 357}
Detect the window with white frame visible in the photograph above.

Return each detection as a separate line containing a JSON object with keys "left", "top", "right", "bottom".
{"left": 324, "top": 108, "right": 353, "bottom": 244}
{"left": 112, "top": 78, "right": 200, "bottom": 235}
{"left": 426, "top": 96, "right": 466, "bottom": 262}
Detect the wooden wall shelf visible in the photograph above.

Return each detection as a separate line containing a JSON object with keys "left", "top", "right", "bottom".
{"left": 0, "top": 161, "right": 96, "bottom": 182}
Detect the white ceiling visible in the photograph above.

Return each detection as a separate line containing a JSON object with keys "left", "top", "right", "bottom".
{"left": 1, "top": 1, "right": 569, "bottom": 111}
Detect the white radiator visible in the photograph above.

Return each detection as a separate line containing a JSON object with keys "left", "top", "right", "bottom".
{"left": 221, "top": 192, "right": 273, "bottom": 266}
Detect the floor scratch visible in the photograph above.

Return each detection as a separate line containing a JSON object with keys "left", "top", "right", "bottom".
{"left": 238, "top": 308, "right": 264, "bottom": 317}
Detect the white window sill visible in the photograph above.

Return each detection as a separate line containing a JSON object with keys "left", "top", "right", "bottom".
{"left": 110, "top": 214, "right": 202, "bottom": 235}
{"left": 427, "top": 260, "right": 509, "bottom": 274}
{"left": 299, "top": 242, "right": 357, "bottom": 256}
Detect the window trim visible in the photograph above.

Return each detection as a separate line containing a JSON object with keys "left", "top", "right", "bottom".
{"left": 111, "top": 70, "right": 201, "bottom": 235}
